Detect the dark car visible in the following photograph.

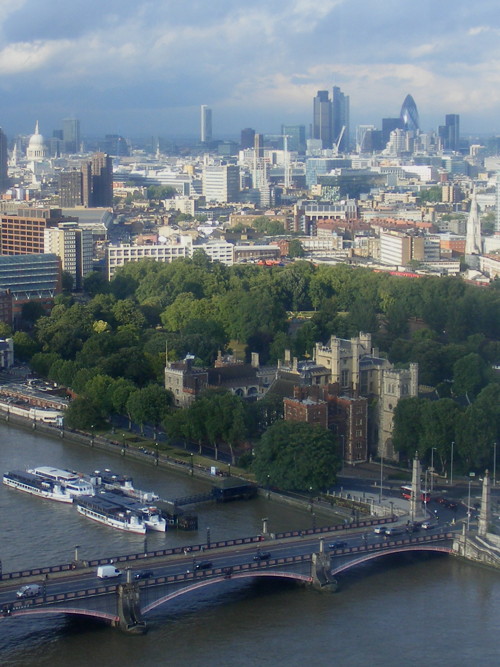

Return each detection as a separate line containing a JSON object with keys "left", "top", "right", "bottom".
{"left": 195, "top": 560, "right": 213, "bottom": 570}
{"left": 253, "top": 551, "right": 271, "bottom": 561}
{"left": 328, "top": 541, "right": 348, "bottom": 550}
{"left": 134, "top": 569, "right": 154, "bottom": 580}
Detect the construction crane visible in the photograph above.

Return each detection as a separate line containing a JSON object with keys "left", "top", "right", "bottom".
{"left": 333, "top": 125, "right": 345, "bottom": 156}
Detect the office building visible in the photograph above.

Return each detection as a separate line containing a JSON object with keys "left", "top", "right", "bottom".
{"left": 44, "top": 222, "right": 93, "bottom": 290}
{"left": 240, "top": 128, "right": 255, "bottom": 150}
{"left": 382, "top": 117, "right": 403, "bottom": 145}
{"left": 332, "top": 86, "right": 349, "bottom": 152}
{"left": 0, "top": 208, "right": 76, "bottom": 256}
{"left": 59, "top": 170, "right": 84, "bottom": 207}
{"left": 201, "top": 105, "right": 212, "bottom": 143}
{"left": 81, "top": 152, "right": 113, "bottom": 207}
{"left": 399, "top": 94, "right": 420, "bottom": 132}
{"left": 281, "top": 125, "right": 306, "bottom": 153}
{"left": 0, "top": 254, "right": 62, "bottom": 321}
{"left": 439, "top": 114, "right": 460, "bottom": 151}
{"left": 0, "top": 128, "right": 8, "bottom": 192}
{"left": 202, "top": 165, "right": 240, "bottom": 202}
{"left": 106, "top": 237, "right": 193, "bottom": 279}
{"left": 62, "top": 118, "right": 80, "bottom": 154}
{"left": 313, "top": 91, "right": 332, "bottom": 148}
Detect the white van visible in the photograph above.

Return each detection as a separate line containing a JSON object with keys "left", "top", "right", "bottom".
{"left": 16, "top": 584, "right": 42, "bottom": 598}
{"left": 97, "top": 565, "right": 122, "bottom": 579}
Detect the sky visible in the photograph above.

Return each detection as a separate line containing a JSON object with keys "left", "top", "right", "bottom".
{"left": 1, "top": 0, "right": 500, "bottom": 141}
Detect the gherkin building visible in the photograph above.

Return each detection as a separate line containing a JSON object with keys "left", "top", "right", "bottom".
{"left": 400, "top": 94, "right": 419, "bottom": 132}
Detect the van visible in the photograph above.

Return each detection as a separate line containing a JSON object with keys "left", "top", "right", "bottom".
{"left": 384, "top": 526, "right": 406, "bottom": 537}
{"left": 97, "top": 565, "right": 122, "bottom": 579}
{"left": 16, "top": 584, "right": 41, "bottom": 598}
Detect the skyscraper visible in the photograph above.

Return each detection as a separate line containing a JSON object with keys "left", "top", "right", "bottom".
{"left": 465, "top": 188, "right": 482, "bottom": 255}
{"left": 439, "top": 114, "right": 460, "bottom": 151}
{"left": 400, "top": 94, "right": 419, "bottom": 132}
{"left": 62, "top": 118, "right": 80, "bottom": 154}
{"left": 332, "top": 86, "right": 349, "bottom": 152}
{"left": 59, "top": 170, "right": 83, "bottom": 207}
{"left": 240, "top": 128, "right": 255, "bottom": 150}
{"left": 200, "top": 105, "right": 212, "bottom": 143}
{"left": 281, "top": 125, "right": 306, "bottom": 153}
{"left": 313, "top": 91, "right": 332, "bottom": 149}
{"left": 0, "top": 128, "right": 8, "bottom": 193}
{"left": 80, "top": 153, "right": 113, "bottom": 207}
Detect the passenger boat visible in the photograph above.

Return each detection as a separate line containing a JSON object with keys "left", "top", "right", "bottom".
{"left": 91, "top": 469, "right": 159, "bottom": 503}
{"left": 142, "top": 505, "right": 167, "bottom": 532}
{"left": 75, "top": 493, "right": 147, "bottom": 534}
{"left": 2, "top": 470, "right": 74, "bottom": 503}
{"left": 30, "top": 466, "right": 95, "bottom": 497}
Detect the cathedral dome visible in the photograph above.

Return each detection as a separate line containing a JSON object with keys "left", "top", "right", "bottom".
{"left": 27, "top": 121, "right": 47, "bottom": 160}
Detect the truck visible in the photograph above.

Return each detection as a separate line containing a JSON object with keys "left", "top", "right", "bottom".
{"left": 97, "top": 565, "right": 122, "bottom": 579}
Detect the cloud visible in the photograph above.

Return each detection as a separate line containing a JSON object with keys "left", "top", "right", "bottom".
{"left": 1, "top": 1, "right": 500, "bottom": 135}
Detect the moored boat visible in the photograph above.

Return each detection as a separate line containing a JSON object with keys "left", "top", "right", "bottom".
{"left": 3, "top": 470, "right": 74, "bottom": 503}
{"left": 75, "top": 493, "right": 147, "bottom": 534}
{"left": 30, "top": 466, "right": 95, "bottom": 497}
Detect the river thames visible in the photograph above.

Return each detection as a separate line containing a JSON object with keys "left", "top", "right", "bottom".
{"left": 0, "top": 422, "right": 498, "bottom": 666}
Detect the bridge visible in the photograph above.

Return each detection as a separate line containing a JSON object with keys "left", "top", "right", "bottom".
{"left": 0, "top": 520, "right": 455, "bottom": 634}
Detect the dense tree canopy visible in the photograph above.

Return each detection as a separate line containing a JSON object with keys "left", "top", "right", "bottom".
{"left": 253, "top": 421, "right": 340, "bottom": 492}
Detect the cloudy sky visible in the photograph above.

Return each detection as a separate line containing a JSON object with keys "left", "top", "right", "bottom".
{"left": 1, "top": 0, "right": 500, "bottom": 140}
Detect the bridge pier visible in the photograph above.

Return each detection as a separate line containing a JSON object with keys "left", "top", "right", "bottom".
{"left": 311, "top": 550, "right": 337, "bottom": 593}
{"left": 117, "top": 581, "right": 147, "bottom": 634}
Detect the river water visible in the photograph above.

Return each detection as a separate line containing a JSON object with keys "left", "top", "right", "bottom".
{"left": 0, "top": 423, "right": 498, "bottom": 667}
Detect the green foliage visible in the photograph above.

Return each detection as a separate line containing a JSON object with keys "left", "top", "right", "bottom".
{"left": 12, "top": 332, "right": 39, "bottom": 361}
{"left": 64, "top": 397, "right": 105, "bottom": 430}
{"left": 251, "top": 216, "right": 285, "bottom": 235}
{"left": 288, "top": 239, "right": 305, "bottom": 258}
{"left": 419, "top": 186, "right": 442, "bottom": 203}
{"left": 253, "top": 421, "right": 340, "bottom": 492}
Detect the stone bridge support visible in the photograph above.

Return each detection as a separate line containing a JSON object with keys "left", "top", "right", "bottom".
{"left": 311, "top": 540, "right": 337, "bottom": 592}
{"left": 117, "top": 582, "right": 147, "bottom": 634}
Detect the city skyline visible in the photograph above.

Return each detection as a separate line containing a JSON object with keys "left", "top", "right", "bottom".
{"left": 1, "top": 1, "right": 500, "bottom": 138}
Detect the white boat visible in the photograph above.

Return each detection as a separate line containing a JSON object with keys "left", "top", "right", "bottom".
{"left": 3, "top": 470, "right": 73, "bottom": 503}
{"left": 30, "top": 466, "right": 95, "bottom": 498}
{"left": 92, "top": 469, "right": 159, "bottom": 503}
{"left": 142, "top": 506, "right": 167, "bottom": 532}
{"left": 75, "top": 493, "right": 147, "bottom": 534}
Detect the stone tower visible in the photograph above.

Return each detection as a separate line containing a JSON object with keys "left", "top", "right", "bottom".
{"left": 478, "top": 470, "right": 491, "bottom": 537}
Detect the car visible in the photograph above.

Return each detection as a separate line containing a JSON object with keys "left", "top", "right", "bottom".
{"left": 16, "top": 584, "right": 41, "bottom": 599}
{"left": 328, "top": 541, "right": 348, "bottom": 550}
{"left": 134, "top": 569, "right": 154, "bottom": 580}
{"left": 421, "top": 520, "right": 432, "bottom": 529}
{"left": 195, "top": 560, "right": 213, "bottom": 570}
{"left": 373, "top": 525, "right": 387, "bottom": 534}
{"left": 253, "top": 551, "right": 271, "bottom": 561}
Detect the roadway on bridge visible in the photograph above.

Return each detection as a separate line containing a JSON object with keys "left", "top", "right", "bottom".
{"left": 0, "top": 520, "right": 454, "bottom": 610}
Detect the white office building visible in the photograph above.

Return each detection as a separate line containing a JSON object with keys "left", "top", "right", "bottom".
{"left": 202, "top": 165, "right": 240, "bottom": 203}
{"left": 106, "top": 236, "right": 193, "bottom": 279}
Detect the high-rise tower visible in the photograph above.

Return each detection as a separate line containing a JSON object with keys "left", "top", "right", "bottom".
{"left": 332, "top": 86, "right": 349, "bottom": 152}
{"left": 439, "top": 114, "right": 460, "bottom": 151}
{"left": 62, "top": 118, "right": 80, "bottom": 154}
{"left": 465, "top": 188, "right": 482, "bottom": 255}
{"left": 200, "top": 105, "right": 212, "bottom": 144}
{"left": 0, "top": 128, "right": 8, "bottom": 193}
{"left": 400, "top": 94, "right": 419, "bottom": 132}
{"left": 313, "top": 91, "right": 332, "bottom": 149}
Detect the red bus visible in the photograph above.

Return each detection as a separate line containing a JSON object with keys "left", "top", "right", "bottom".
{"left": 400, "top": 485, "right": 430, "bottom": 503}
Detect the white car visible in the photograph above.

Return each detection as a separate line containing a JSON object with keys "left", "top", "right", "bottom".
{"left": 373, "top": 525, "right": 387, "bottom": 534}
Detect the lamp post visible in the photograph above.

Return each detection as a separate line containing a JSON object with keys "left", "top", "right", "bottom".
{"left": 430, "top": 447, "right": 437, "bottom": 492}
{"left": 340, "top": 434, "right": 345, "bottom": 475}
{"left": 450, "top": 441, "right": 454, "bottom": 486}
{"left": 206, "top": 526, "right": 211, "bottom": 548}
{"left": 267, "top": 474, "right": 270, "bottom": 500}
{"left": 90, "top": 425, "right": 95, "bottom": 447}
{"left": 493, "top": 442, "right": 497, "bottom": 488}
{"left": 389, "top": 501, "right": 394, "bottom": 519}
{"left": 467, "top": 480, "right": 472, "bottom": 531}
{"left": 309, "top": 486, "right": 314, "bottom": 513}
{"left": 379, "top": 454, "right": 384, "bottom": 504}
{"left": 74, "top": 545, "right": 80, "bottom": 564}
{"left": 190, "top": 453, "right": 194, "bottom": 476}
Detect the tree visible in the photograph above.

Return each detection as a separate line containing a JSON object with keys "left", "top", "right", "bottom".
{"left": 61, "top": 271, "right": 74, "bottom": 292}
{"left": 253, "top": 421, "right": 340, "bottom": 492}
{"left": 64, "top": 397, "right": 105, "bottom": 430}
{"left": 83, "top": 271, "right": 109, "bottom": 296}
{"left": 288, "top": 239, "right": 305, "bottom": 258}
{"left": 392, "top": 397, "right": 426, "bottom": 461}
{"left": 12, "top": 332, "right": 39, "bottom": 361}
{"left": 452, "top": 353, "right": 489, "bottom": 400}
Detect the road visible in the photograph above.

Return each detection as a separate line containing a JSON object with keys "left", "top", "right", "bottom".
{"left": 0, "top": 521, "right": 454, "bottom": 609}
